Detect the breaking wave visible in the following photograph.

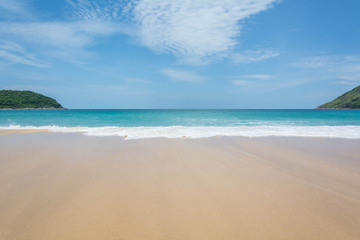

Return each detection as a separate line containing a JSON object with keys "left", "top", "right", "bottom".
{"left": 2, "top": 125, "right": 360, "bottom": 139}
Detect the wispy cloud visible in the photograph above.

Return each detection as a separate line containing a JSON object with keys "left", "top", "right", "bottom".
{"left": 0, "top": 0, "right": 132, "bottom": 65}
{"left": 161, "top": 68, "right": 207, "bottom": 82}
{"left": 0, "top": 20, "right": 128, "bottom": 63}
{"left": 132, "top": 0, "right": 279, "bottom": 64}
{"left": 1, "top": 21, "right": 122, "bottom": 48}
{"left": 231, "top": 73, "right": 272, "bottom": 86}
{"left": 241, "top": 74, "right": 272, "bottom": 79}
{"left": 0, "top": 0, "right": 33, "bottom": 19}
{"left": 294, "top": 55, "right": 360, "bottom": 85}
{"left": 0, "top": 42, "right": 47, "bottom": 67}
{"left": 232, "top": 49, "right": 279, "bottom": 64}
{"left": 0, "top": 0, "right": 280, "bottom": 67}
{"left": 65, "top": 0, "right": 136, "bottom": 22}
{"left": 232, "top": 80, "right": 249, "bottom": 86}
{"left": 294, "top": 56, "right": 333, "bottom": 68}
{"left": 62, "top": 0, "right": 280, "bottom": 65}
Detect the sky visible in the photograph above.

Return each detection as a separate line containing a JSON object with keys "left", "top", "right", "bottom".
{"left": 0, "top": 0, "right": 359, "bottom": 109}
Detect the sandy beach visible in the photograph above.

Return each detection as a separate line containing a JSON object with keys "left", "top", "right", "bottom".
{"left": 0, "top": 131, "right": 359, "bottom": 240}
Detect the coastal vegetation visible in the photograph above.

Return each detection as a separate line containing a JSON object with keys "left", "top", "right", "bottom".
{"left": 317, "top": 86, "right": 360, "bottom": 109}
{"left": 0, "top": 90, "right": 64, "bottom": 109}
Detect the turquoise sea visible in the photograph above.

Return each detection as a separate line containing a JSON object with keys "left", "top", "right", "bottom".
{"left": 1, "top": 109, "right": 360, "bottom": 139}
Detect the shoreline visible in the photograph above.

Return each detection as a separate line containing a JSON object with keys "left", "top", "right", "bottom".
{"left": 0, "top": 133, "right": 359, "bottom": 239}
{"left": 1, "top": 128, "right": 360, "bottom": 140}
{"left": 1, "top": 125, "right": 360, "bottom": 139}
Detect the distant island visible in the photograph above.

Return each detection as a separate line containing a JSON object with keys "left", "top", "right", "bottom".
{"left": 0, "top": 90, "right": 64, "bottom": 109}
{"left": 317, "top": 86, "right": 360, "bottom": 109}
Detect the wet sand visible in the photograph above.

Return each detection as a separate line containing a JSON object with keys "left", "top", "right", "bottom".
{"left": 0, "top": 132, "right": 359, "bottom": 240}
{"left": 0, "top": 129, "right": 48, "bottom": 136}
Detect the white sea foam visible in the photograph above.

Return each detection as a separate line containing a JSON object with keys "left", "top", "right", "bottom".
{"left": 1, "top": 125, "right": 360, "bottom": 139}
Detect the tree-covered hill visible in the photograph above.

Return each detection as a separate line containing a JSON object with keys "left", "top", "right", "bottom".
{"left": 317, "top": 86, "right": 360, "bottom": 109}
{"left": 0, "top": 90, "right": 64, "bottom": 109}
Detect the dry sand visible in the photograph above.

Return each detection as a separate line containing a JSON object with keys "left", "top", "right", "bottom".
{"left": 0, "top": 132, "right": 359, "bottom": 240}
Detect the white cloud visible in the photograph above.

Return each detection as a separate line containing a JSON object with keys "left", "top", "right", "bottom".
{"left": 65, "top": 0, "right": 280, "bottom": 65}
{"left": 232, "top": 49, "right": 279, "bottom": 64}
{"left": 0, "top": 0, "right": 280, "bottom": 67}
{"left": 161, "top": 68, "right": 207, "bottom": 82}
{"left": 132, "top": 0, "right": 279, "bottom": 64}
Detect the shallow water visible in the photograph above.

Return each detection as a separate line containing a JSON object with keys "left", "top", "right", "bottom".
{"left": 1, "top": 109, "right": 360, "bottom": 138}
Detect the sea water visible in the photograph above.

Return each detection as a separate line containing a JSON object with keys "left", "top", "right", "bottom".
{"left": 1, "top": 109, "right": 360, "bottom": 139}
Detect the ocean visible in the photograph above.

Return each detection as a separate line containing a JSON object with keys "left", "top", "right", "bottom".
{"left": 1, "top": 109, "right": 360, "bottom": 139}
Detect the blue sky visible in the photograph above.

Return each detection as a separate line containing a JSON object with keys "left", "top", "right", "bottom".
{"left": 0, "top": 0, "right": 359, "bottom": 108}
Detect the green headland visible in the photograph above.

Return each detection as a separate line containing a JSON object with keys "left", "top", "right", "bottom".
{"left": 0, "top": 90, "right": 64, "bottom": 109}
{"left": 317, "top": 86, "right": 360, "bottom": 109}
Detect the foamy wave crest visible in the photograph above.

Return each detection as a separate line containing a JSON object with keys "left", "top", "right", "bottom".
{"left": 2, "top": 125, "right": 360, "bottom": 139}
